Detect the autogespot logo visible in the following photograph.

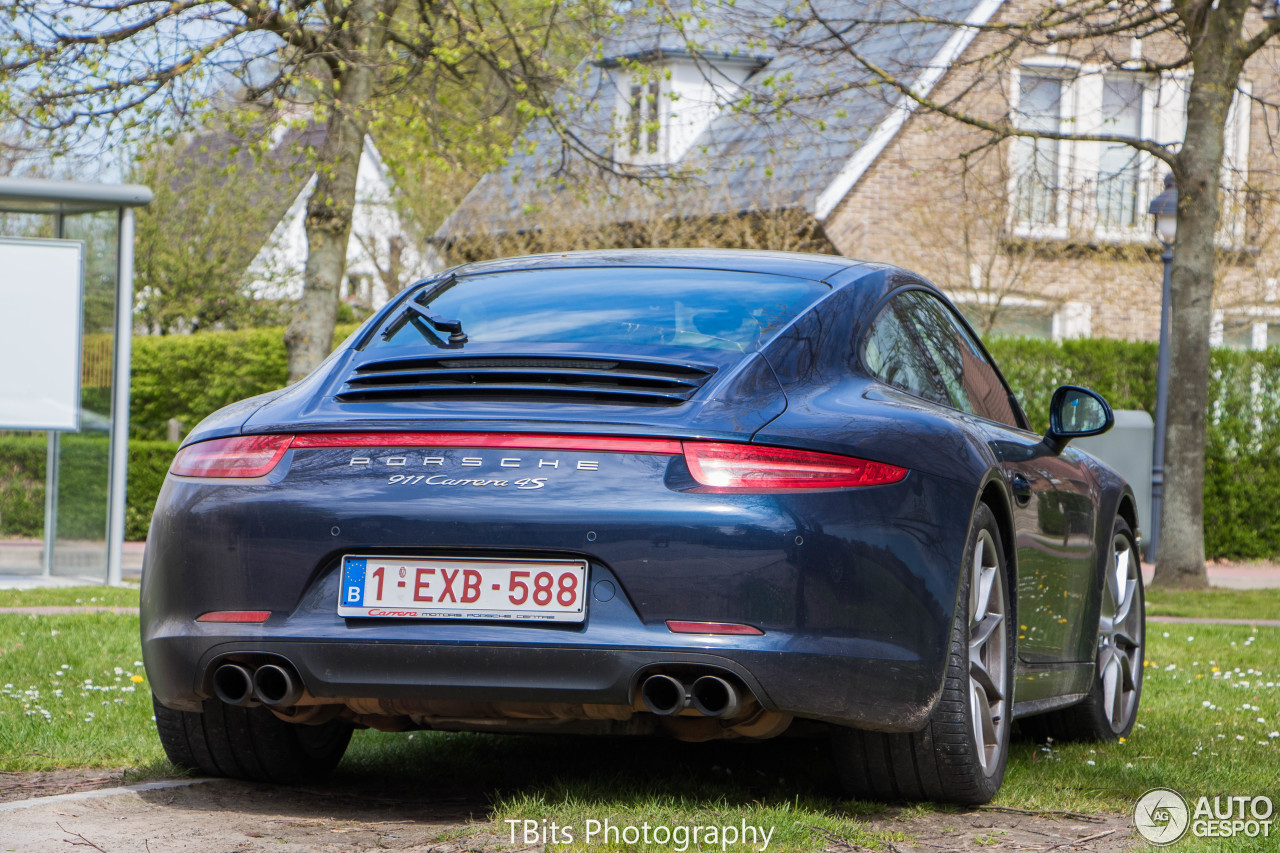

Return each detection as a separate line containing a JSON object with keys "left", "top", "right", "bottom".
{"left": 1134, "top": 788, "right": 1191, "bottom": 845}
{"left": 1135, "top": 788, "right": 1275, "bottom": 845}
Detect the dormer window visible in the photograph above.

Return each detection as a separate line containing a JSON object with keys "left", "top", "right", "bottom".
{"left": 602, "top": 50, "right": 768, "bottom": 167}
{"left": 628, "top": 78, "right": 662, "bottom": 156}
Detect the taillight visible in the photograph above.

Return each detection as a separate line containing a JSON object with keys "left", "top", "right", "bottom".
{"left": 168, "top": 432, "right": 906, "bottom": 489}
{"left": 682, "top": 442, "right": 907, "bottom": 492}
{"left": 170, "top": 435, "right": 294, "bottom": 478}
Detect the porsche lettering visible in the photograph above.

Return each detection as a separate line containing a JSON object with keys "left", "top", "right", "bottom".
{"left": 349, "top": 455, "right": 599, "bottom": 471}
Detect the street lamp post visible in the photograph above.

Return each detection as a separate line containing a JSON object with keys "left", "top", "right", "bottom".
{"left": 1147, "top": 172, "right": 1178, "bottom": 562}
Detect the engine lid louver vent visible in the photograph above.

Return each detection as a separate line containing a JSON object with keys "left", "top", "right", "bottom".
{"left": 336, "top": 355, "right": 717, "bottom": 407}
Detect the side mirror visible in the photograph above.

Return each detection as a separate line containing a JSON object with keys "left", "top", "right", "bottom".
{"left": 1045, "top": 385, "right": 1113, "bottom": 452}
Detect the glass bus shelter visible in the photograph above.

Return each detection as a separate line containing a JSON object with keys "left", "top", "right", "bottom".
{"left": 0, "top": 178, "right": 151, "bottom": 586}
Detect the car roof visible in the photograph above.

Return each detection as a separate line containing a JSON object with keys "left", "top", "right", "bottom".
{"left": 446, "top": 248, "right": 876, "bottom": 283}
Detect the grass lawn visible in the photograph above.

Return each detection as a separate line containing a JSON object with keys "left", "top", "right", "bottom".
{"left": 0, "top": 585, "right": 141, "bottom": 609}
{"left": 1145, "top": 586, "right": 1280, "bottom": 622}
{"left": 1, "top": 595, "right": 1277, "bottom": 850}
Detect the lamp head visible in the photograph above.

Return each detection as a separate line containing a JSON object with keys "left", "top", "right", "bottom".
{"left": 1148, "top": 172, "right": 1178, "bottom": 244}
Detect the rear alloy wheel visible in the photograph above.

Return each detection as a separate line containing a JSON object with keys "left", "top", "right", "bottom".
{"left": 153, "top": 695, "right": 353, "bottom": 783}
{"left": 831, "top": 503, "right": 1012, "bottom": 804}
{"left": 1020, "top": 517, "right": 1144, "bottom": 741}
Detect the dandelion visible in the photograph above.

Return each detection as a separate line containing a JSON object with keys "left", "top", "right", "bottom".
{"left": 130, "top": 674, "right": 144, "bottom": 683}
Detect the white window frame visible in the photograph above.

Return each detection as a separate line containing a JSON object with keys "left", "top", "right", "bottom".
{"left": 612, "top": 67, "right": 667, "bottom": 166}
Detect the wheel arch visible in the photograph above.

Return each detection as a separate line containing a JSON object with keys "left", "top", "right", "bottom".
{"left": 977, "top": 473, "right": 1018, "bottom": 634}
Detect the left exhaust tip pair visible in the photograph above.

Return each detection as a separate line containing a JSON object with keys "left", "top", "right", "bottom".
{"left": 212, "top": 662, "right": 303, "bottom": 708}
{"left": 640, "top": 674, "right": 743, "bottom": 718}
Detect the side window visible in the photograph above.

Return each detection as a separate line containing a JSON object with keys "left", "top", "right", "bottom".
{"left": 897, "top": 291, "right": 974, "bottom": 415}
{"left": 900, "top": 291, "right": 1020, "bottom": 427}
{"left": 863, "top": 297, "right": 951, "bottom": 407}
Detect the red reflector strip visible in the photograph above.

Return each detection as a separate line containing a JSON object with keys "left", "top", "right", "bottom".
{"left": 290, "top": 432, "right": 683, "bottom": 455}
{"left": 195, "top": 611, "right": 271, "bottom": 623}
{"left": 666, "top": 620, "right": 764, "bottom": 636}
{"left": 683, "top": 442, "right": 907, "bottom": 492}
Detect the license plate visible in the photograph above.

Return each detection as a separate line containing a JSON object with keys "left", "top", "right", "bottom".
{"left": 337, "top": 556, "right": 588, "bottom": 622}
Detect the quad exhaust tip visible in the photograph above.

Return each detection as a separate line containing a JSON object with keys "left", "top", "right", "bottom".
{"left": 252, "top": 663, "right": 304, "bottom": 707}
{"left": 641, "top": 673, "right": 744, "bottom": 718}
{"left": 212, "top": 663, "right": 257, "bottom": 707}
{"left": 640, "top": 674, "right": 688, "bottom": 716}
{"left": 690, "top": 675, "right": 741, "bottom": 718}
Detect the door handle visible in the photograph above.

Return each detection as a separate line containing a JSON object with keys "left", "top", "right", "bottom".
{"left": 1012, "top": 474, "right": 1032, "bottom": 506}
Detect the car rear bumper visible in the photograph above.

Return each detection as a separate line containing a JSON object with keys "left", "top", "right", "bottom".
{"left": 141, "top": 450, "right": 976, "bottom": 733}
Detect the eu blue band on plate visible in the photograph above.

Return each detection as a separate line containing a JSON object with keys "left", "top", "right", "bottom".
{"left": 342, "top": 558, "right": 367, "bottom": 606}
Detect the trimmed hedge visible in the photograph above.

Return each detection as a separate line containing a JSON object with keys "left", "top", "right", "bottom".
{"left": 1, "top": 329, "right": 1275, "bottom": 557}
{"left": 0, "top": 436, "right": 178, "bottom": 542}
{"left": 130, "top": 323, "right": 360, "bottom": 440}
{"left": 988, "top": 339, "right": 1280, "bottom": 560}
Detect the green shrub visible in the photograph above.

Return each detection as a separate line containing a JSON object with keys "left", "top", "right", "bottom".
{"left": 989, "top": 336, "right": 1278, "bottom": 560}
{"left": 130, "top": 323, "right": 360, "bottom": 440}
{"left": 126, "top": 441, "right": 179, "bottom": 540}
{"left": 0, "top": 435, "right": 47, "bottom": 536}
{"left": 3, "top": 330, "right": 1275, "bottom": 559}
{"left": 0, "top": 435, "right": 177, "bottom": 541}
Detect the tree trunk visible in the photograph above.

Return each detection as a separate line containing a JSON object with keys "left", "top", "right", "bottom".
{"left": 1151, "top": 0, "right": 1248, "bottom": 588}
{"left": 283, "top": 0, "right": 392, "bottom": 383}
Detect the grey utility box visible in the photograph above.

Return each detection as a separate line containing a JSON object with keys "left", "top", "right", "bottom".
{"left": 1072, "top": 410, "right": 1154, "bottom": 543}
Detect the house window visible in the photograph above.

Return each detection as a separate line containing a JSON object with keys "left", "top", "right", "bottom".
{"left": 949, "top": 292, "right": 1091, "bottom": 342}
{"left": 1096, "top": 78, "right": 1144, "bottom": 228}
{"left": 1010, "top": 64, "right": 1251, "bottom": 245}
{"left": 627, "top": 78, "right": 662, "bottom": 157}
{"left": 1012, "top": 74, "right": 1064, "bottom": 229}
{"left": 1214, "top": 313, "right": 1280, "bottom": 350}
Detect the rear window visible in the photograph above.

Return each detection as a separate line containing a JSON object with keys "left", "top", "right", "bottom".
{"left": 369, "top": 267, "right": 830, "bottom": 354}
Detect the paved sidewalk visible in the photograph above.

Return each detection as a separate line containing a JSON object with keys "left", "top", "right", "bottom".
{"left": 1141, "top": 561, "right": 1280, "bottom": 589}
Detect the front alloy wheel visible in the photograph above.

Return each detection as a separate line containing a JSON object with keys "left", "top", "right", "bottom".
{"left": 968, "top": 526, "right": 1008, "bottom": 773}
{"left": 1097, "top": 524, "right": 1144, "bottom": 734}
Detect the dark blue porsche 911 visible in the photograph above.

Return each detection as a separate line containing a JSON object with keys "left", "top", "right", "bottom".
{"left": 141, "top": 249, "right": 1145, "bottom": 804}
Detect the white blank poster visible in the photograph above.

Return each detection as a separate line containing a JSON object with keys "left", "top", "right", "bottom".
{"left": 0, "top": 238, "right": 86, "bottom": 431}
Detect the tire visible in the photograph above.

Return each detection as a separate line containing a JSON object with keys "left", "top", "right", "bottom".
{"left": 831, "top": 503, "right": 1013, "bottom": 805}
{"left": 1019, "top": 517, "right": 1144, "bottom": 742}
{"left": 153, "top": 695, "right": 353, "bottom": 783}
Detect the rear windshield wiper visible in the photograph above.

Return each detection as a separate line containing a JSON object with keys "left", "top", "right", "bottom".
{"left": 381, "top": 287, "right": 467, "bottom": 346}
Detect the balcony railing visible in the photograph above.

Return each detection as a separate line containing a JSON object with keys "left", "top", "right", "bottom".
{"left": 1009, "top": 169, "right": 1251, "bottom": 249}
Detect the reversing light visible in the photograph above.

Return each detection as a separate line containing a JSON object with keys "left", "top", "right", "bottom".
{"left": 195, "top": 611, "right": 271, "bottom": 623}
{"left": 667, "top": 620, "right": 764, "bottom": 636}
{"left": 170, "top": 435, "right": 294, "bottom": 478}
{"left": 682, "top": 442, "right": 907, "bottom": 492}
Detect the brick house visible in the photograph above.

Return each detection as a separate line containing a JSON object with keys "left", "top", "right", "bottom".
{"left": 438, "top": 0, "right": 1280, "bottom": 348}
